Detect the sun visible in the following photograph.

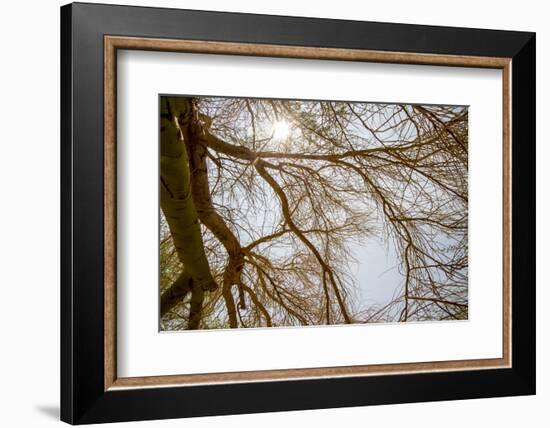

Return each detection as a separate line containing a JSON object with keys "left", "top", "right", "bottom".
{"left": 272, "top": 120, "right": 290, "bottom": 141}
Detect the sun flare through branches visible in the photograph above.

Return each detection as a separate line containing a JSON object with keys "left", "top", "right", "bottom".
{"left": 159, "top": 96, "right": 469, "bottom": 331}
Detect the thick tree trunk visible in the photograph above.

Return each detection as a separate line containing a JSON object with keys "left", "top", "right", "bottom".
{"left": 159, "top": 97, "right": 217, "bottom": 328}
{"left": 175, "top": 98, "right": 246, "bottom": 328}
{"left": 160, "top": 270, "right": 191, "bottom": 317}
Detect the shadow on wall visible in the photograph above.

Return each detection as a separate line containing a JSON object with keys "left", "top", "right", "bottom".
{"left": 35, "top": 405, "right": 59, "bottom": 420}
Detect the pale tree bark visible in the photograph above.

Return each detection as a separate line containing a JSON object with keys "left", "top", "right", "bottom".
{"left": 159, "top": 97, "right": 217, "bottom": 327}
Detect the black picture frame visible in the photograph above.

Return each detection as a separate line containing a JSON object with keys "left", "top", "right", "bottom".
{"left": 61, "top": 2, "right": 535, "bottom": 424}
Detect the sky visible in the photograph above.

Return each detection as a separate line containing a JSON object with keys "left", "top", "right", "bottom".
{"left": 350, "top": 237, "right": 401, "bottom": 309}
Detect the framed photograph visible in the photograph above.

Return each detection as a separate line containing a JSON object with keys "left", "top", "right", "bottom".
{"left": 60, "top": 2, "right": 536, "bottom": 424}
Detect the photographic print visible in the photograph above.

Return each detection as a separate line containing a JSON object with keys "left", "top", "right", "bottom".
{"left": 159, "top": 95, "right": 468, "bottom": 331}
{"left": 62, "top": 7, "right": 534, "bottom": 421}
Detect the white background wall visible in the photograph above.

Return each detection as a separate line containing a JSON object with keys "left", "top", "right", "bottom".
{"left": 0, "top": 0, "right": 546, "bottom": 426}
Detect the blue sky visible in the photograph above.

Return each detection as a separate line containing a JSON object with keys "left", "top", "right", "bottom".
{"left": 350, "top": 237, "right": 401, "bottom": 309}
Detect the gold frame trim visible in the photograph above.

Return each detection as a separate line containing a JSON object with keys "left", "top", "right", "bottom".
{"left": 104, "top": 36, "right": 512, "bottom": 391}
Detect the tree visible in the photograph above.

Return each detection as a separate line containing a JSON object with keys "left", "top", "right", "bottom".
{"left": 159, "top": 96, "right": 468, "bottom": 330}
